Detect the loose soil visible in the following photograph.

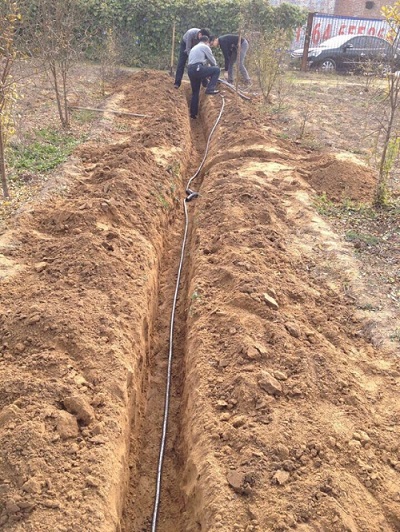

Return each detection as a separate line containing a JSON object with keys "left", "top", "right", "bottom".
{"left": 0, "top": 67, "right": 399, "bottom": 532}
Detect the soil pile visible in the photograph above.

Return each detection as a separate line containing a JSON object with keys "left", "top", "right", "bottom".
{"left": 181, "top": 93, "right": 400, "bottom": 531}
{"left": 302, "top": 153, "right": 377, "bottom": 203}
{"left": 0, "top": 72, "right": 191, "bottom": 531}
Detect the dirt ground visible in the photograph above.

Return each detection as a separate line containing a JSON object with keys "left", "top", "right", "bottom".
{"left": 0, "top": 65, "right": 399, "bottom": 532}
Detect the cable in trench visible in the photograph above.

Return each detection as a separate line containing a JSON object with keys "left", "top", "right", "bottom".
{"left": 151, "top": 94, "right": 225, "bottom": 531}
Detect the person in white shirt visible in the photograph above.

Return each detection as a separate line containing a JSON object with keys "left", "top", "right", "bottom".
{"left": 187, "top": 36, "right": 220, "bottom": 119}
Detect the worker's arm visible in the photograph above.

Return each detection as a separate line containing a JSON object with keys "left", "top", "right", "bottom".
{"left": 218, "top": 39, "right": 231, "bottom": 71}
{"left": 183, "top": 28, "right": 200, "bottom": 54}
{"left": 204, "top": 46, "right": 217, "bottom": 67}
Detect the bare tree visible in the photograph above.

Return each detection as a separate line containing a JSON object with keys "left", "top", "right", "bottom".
{"left": 250, "top": 29, "right": 292, "bottom": 103}
{"left": 0, "top": 0, "right": 21, "bottom": 198}
{"left": 33, "top": 0, "right": 89, "bottom": 128}
{"left": 98, "top": 28, "right": 120, "bottom": 97}
{"left": 375, "top": 72, "right": 400, "bottom": 206}
{"left": 374, "top": 2, "right": 400, "bottom": 206}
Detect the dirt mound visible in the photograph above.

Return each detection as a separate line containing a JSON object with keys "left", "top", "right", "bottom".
{"left": 0, "top": 72, "right": 191, "bottom": 531}
{"left": 180, "top": 92, "right": 400, "bottom": 531}
{"left": 302, "top": 152, "right": 377, "bottom": 203}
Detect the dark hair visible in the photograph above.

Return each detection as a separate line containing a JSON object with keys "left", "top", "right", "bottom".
{"left": 200, "top": 28, "right": 211, "bottom": 38}
{"left": 210, "top": 35, "right": 218, "bottom": 43}
{"left": 199, "top": 35, "right": 210, "bottom": 43}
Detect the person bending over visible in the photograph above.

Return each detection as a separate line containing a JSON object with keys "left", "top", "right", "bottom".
{"left": 210, "top": 34, "right": 251, "bottom": 86}
{"left": 174, "top": 27, "right": 211, "bottom": 88}
{"left": 187, "top": 36, "right": 220, "bottom": 119}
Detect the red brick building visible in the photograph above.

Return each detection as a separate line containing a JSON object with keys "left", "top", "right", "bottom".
{"left": 271, "top": 0, "right": 396, "bottom": 18}
{"left": 335, "top": 0, "right": 394, "bottom": 18}
{"left": 269, "top": 0, "right": 335, "bottom": 12}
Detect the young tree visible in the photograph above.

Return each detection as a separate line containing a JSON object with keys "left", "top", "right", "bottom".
{"left": 250, "top": 29, "right": 292, "bottom": 103}
{"left": 31, "top": 0, "right": 90, "bottom": 128}
{"left": 98, "top": 28, "right": 120, "bottom": 97}
{"left": 244, "top": 1, "right": 306, "bottom": 103}
{"left": 374, "top": 71, "right": 400, "bottom": 206}
{"left": 375, "top": 1, "right": 400, "bottom": 206}
{"left": 0, "top": 1, "right": 21, "bottom": 198}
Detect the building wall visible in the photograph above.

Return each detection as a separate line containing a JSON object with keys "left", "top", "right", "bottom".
{"left": 269, "top": 0, "right": 335, "bottom": 14}
{"left": 334, "top": 0, "right": 394, "bottom": 18}
{"left": 270, "top": 0, "right": 395, "bottom": 18}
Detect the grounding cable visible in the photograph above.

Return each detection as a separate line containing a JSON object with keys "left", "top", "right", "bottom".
{"left": 151, "top": 93, "right": 225, "bottom": 532}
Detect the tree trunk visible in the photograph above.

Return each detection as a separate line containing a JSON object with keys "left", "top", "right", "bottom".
{"left": 50, "top": 63, "right": 67, "bottom": 128}
{"left": 0, "top": 122, "right": 10, "bottom": 198}
{"left": 61, "top": 62, "right": 70, "bottom": 128}
{"left": 376, "top": 77, "right": 399, "bottom": 205}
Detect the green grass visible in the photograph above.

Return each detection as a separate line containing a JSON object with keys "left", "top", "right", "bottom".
{"left": 313, "top": 192, "right": 336, "bottom": 215}
{"left": 357, "top": 303, "right": 378, "bottom": 311}
{"left": 345, "top": 230, "right": 380, "bottom": 246}
{"left": 313, "top": 195, "right": 380, "bottom": 218}
{"left": 166, "top": 161, "right": 181, "bottom": 178}
{"left": 8, "top": 128, "right": 81, "bottom": 178}
{"left": 277, "top": 132, "right": 289, "bottom": 140}
{"left": 390, "top": 329, "right": 400, "bottom": 342}
{"left": 71, "top": 109, "right": 97, "bottom": 124}
{"left": 157, "top": 193, "right": 170, "bottom": 210}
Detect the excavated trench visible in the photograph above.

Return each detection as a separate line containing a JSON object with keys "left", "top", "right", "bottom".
{"left": 121, "top": 103, "right": 209, "bottom": 531}
{"left": 0, "top": 71, "right": 400, "bottom": 532}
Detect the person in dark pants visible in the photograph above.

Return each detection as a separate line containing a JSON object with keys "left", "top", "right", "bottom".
{"left": 210, "top": 34, "right": 251, "bottom": 86}
{"left": 187, "top": 36, "right": 220, "bottom": 119}
{"left": 174, "top": 27, "right": 211, "bottom": 88}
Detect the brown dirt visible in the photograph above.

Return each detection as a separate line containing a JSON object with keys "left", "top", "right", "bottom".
{"left": 0, "top": 69, "right": 399, "bottom": 531}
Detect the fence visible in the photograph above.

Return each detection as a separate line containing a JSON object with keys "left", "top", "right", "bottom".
{"left": 291, "top": 13, "right": 391, "bottom": 50}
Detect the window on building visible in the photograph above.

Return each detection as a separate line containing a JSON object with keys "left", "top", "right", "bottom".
{"left": 365, "top": 1, "right": 375, "bottom": 9}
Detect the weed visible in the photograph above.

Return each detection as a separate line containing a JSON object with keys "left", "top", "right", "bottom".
{"left": 189, "top": 289, "right": 202, "bottom": 317}
{"left": 346, "top": 147, "right": 364, "bottom": 155}
{"left": 339, "top": 198, "right": 373, "bottom": 214}
{"left": 345, "top": 230, "right": 380, "bottom": 246}
{"left": 167, "top": 161, "right": 181, "bottom": 178}
{"left": 390, "top": 329, "right": 400, "bottom": 342}
{"left": 299, "top": 137, "right": 323, "bottom": 151}
{"left": 7, "top": 128, "right": 81, "bottom": 180}
{"left": 313, "top": 193, "right": 336, "bottom": 215}
{"left": 72, "top": 110, "right": 96, "bottom": 124}
{"left": 357, "top": 303, "right": 378, "bottom": 311}
{"left": 277, "top": 132, "right": 289, "bottom": 140}
{"left": 157, "top": 193, "right": 170, "bottom": 210}
{"left": 114, "top": 123, "right": 131, "bottom": 132}
{"left": 191, "top": 290, "right": 201, "bottom": 301}
{"left": 298, "top": 102, "right": 313, "bottom": 140}
{"left": 271, "top": 105, "right": 287, "bottom": 114}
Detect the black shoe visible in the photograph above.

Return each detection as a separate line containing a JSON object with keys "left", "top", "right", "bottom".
{"left": 205, "top": 89, "right": 219, "bottom": 95}
{"left": 190, "top": 115, "right": 197, "bottom": 119}
{"left": 174, "top": 84, "right": 179, "bottom": 89}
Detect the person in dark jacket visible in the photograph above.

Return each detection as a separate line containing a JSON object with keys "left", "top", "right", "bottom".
{"left": 210, "top": 34, "right": 251, "bottom": 86}
{"left": 187, "top": 36, "right": 220, "bottom": 119}
{"left": 174, "top": 27, "right": 211, "bottom": 88}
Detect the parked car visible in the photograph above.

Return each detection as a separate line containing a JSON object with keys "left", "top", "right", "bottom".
{"left": 291, "top": 34, "right": 400, "bottom": 73}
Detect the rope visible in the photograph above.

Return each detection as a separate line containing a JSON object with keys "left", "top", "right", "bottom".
{"left": 151, "top": 94, "right": 225, "bottom": 531}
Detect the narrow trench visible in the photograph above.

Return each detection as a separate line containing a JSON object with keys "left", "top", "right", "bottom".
{"left": 121, "top": 111, "right": 208, "bottom": 532}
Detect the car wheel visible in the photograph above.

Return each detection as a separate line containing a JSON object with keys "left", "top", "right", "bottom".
{"left": 317, "top": 58, "right": 337, "bottom": 72}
